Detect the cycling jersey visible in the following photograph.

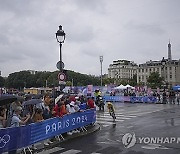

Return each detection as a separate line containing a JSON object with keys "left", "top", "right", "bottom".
{"left": 107, "top": 102, "right": 115, "bottom": 112}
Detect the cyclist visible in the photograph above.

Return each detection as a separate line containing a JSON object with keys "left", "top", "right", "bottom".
{"left": 107, "top": 102, "right": 116, "bottom": 121}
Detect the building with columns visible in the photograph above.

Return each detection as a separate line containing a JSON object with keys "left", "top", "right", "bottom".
{"left": 108, "top": 42, "right": 180, "bottom": 87}
{"left": 137, "top": 41, "right": 180, "bottom": 87}
{"left": 108, "top": 60, "right": 137, "bottom": 83}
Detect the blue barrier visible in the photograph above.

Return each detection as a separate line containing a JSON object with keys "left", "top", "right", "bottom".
{"left": 79, "top": 103, "right": 88, "bottom": 110}
{"left": 130, "top": 96, "right": 157, "bottom": 103}
{"left": 0, "top": 109, "right": 96, "bottom": 153}
{"left": 103, "top": 96, "right": 130, "bottom": 102}
{"left": 103, "top": 96, "right": 157, "bottom": 103}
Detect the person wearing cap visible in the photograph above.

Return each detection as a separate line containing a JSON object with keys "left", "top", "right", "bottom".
{"left": 75, "top": 97, "right": 81, "bottom": 106}
{"left": 8, "top": 107, "right": 30, "bottom": 154}
{"left": 66, "top": 101, "right": 80, "bottom": 135}
{"left": 10, "top": 106, "right": 30, "bottom": 127}
{"left": 66, "top": 101, "right": 76, "bottom": 114}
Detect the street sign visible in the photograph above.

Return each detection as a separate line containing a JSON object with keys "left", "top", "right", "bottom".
{"left": 56, "top": 61, "right": 64, "bottom": 70}
{"left": 58, "top": 72, "right": 66, "bottom": 81}
{"left": 59, "top": 81, "right": 66, "bottom": 85}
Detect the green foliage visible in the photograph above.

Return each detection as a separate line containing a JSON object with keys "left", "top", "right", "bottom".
{"left": 3, "top": 70, "right": 101, "bottom": 89}
{"left": 103, "top": 78, "right": 114, "bottom": 85}
{"left": 147, "top": 72, "right": 163, "bottom": 89}
{"left": 129, "top": 74, "right": 137, "bottom": 86}
{"left": 0, "top": 76, "right": 5, "bottom": 87}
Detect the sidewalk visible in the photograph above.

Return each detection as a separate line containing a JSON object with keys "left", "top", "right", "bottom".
{"left": 20, "top": 123, "right": 100, "bottom": 154}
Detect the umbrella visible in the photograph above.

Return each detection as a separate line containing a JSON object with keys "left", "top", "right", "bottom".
{"left": 55, "top": 94, "right": 64, "bottom": 104}
{"left": 16, "top": 96, "right": 25, "bottom": 102}
{"left": 32, "top": 94, "right": 43, "bottom": 99}
{"left": 172, "top": 85, "right": 180, "bottom": 91}
{"left": 22, "top": 99, "right": 42, "bottom": 106}
{"left": 0, "top": 95, "right": 17, "bottom": 106}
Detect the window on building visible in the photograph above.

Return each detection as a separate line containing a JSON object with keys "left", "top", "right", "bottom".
{"left": 170, "top": 75, "right": 172, "bottom": 79}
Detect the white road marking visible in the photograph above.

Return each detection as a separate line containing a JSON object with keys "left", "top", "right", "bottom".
{"left": 97, "top": 114, "right": 137, "bottom": 118}
{"left": 37, "top": 147, "right": 64, "bottom": 154}
{"left": 96, "top": 121, "right": 117, "bottom": 125}
{"left": 60, "top": 149, "right": 81, "bottom": 154}
{"left": 97, "top": 117, "right": 125, "bottom": 122}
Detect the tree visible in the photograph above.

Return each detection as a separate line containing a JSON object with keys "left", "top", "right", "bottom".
{"left": 103, "top": 78, "right": 114, "bottom": 85}
{"left": 0, "top": 76, "right": 5, "bottom": 87}
{"left": 147, "top": 72, "right": 163, "bottom": 89}
{"left": 4, "top": 69, "right": 102, "bottom": 89}
{"left": 129, "top": 74, "right": 137, "bottom": 86}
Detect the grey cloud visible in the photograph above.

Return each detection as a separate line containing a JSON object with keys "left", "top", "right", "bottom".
{"left": 67, "top": 25, "right": 94, "bottom": 43}
{"left": 73, "top": 0, "right": 106, "bottom": 13}
{"left": 0, "top": 0, "right": 180, "bottom": 77}
{"left": 124, "top": 21, "right": 166, "bottom": 35}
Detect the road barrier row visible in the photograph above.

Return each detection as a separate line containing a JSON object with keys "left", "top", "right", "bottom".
{"left": 103, "top": 96, "right": 157, "bottom": 103}
{"left": 0, "top": 108, "right": 96, "bottom": 153}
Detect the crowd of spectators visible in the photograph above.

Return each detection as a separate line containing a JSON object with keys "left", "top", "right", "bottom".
{"left": 0, "top": 93, "right": 96, "bottom": 153}
{"left": 0, "top": 93, "right": 95, "bottom": 129}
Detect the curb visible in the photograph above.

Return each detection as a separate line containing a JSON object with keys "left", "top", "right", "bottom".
{"left": 33, "top": 123, "right": 100, "bottom": 153}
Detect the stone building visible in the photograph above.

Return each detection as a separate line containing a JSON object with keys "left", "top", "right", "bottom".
{"left": 108, "top": 60, "right": 137, "bottom": 83}
{"left": 137, "top": 41, "right": 180, "bottom": 87}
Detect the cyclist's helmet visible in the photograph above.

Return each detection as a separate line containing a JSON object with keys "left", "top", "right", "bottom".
{"left": 107, "top": 102, "right": 112, "bottom": 105}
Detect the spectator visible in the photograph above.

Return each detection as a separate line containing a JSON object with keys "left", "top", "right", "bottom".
{"left": 10, "top": 106, "right": 30, "bottom": 127}
{"left": 169, "top": 90, "right": 175, "bottom": 104}
{"left": 66, "top": 101, "right": 80, "bottom": 135}
{"left": 31, "top": 108, "right": 44, "bottom": 122}
{"left": 66, "top": 101, "right": 76, "bottom": 114}
{"left": 87, "top": 97, "right": 95, "bottom": 109}
{"left": 53, "top": 98, "right": 67, "bottom": 117}
{"left": 10, "top": 100, "right": 22, "bottom": 114}
{"left": 176, "top": 91, "right": 180, "bottom": 105}
{"left": 8, "top": 106, "right": 30, "bottom": 154}
{"left": 79, "top": 95, "right": 86, "bottom": 103}
{"left": 30, "top": 108, "right": 44, "bottom": 150}
{"left": 41, "top": 94, "right": 54, "bottom": 146}
{"left": 0, "top": 106, "right": 7, "bottom": 128}
{"left": 75, "top": 97, "right": 81, "bottom": 106}
{"left": 39, "top": 94, "right": 53, "bottom": 120}
{"left": 162, "top": 91, "right": 167, "bottom": 104}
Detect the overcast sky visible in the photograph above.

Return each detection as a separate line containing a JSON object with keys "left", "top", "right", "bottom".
{"left": 0, "top": 0, "right": 180, "bottom": 77}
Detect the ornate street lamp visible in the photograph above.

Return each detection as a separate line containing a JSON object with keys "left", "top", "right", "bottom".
{"left": 56, "top": 25, "right": 66, "bottom": 92}
{"left": 161, "top": 57, "right": 166, "bottom": 68}
{"left": 56, "top": 25, "right": 66, "bottom": 72}
{"left": 100, "top": 56, "right": 103, "bottom": 87}
{"left": 161, "top": 57, "right": 166, "bottom": 89}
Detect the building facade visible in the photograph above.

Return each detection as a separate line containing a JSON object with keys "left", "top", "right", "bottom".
{"left": 108, "top": 42, "right": 180, "bottom": 87}
{"left": 137, "top": 42, "right": 180, "bottom": 87}
{"left": 137, "top": 59, "right": 180, "bottom": 86}
{"left": 108, "top": 60, "right": 137, "bottom": 83}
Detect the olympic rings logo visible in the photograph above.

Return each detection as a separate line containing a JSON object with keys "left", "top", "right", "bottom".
{"left": 0, "top": 135, "right": 10, "bottom": 148}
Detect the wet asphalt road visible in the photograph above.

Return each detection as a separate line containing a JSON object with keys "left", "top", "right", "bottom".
{"left": 42, "top": 103, "right": 180, "bottom": 154}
